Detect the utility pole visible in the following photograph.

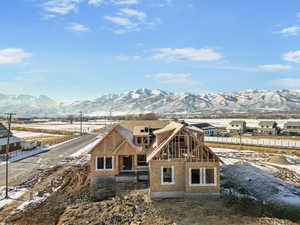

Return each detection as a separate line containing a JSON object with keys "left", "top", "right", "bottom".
{"left": 109, "top": 108, "right": 112, "bottom": 125}
{"left": 4, "top": 113, "right": 15, "bottom": 199}
{"left": 239, "top": 127, "right": 242, "bottom": 150}
{"left": 80, "top": 111, "right": 83, "bottom": 136}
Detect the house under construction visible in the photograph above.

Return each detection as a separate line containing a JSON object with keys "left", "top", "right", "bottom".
{"left": 89, "top": 120, "right": 222, "bottom": 199}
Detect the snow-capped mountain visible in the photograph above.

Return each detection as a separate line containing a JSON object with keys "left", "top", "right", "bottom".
{"left": 2, "top": 88, "right": 300, "bottom": 117}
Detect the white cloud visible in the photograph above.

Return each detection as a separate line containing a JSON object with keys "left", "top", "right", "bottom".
{"left": 115, "top": 55, "right": 141, "bottom": 60}
{"left": 152, "top": 48, "right": 223, "bottom": 61}
{"left": 19, "top": 70, "right": 48, "bottom": 75}
{"left": 105, "top": 8, "right": 151, "bottom": 33}
{"left": 42, "top": 14, "right": 56, "bottom": 20}
{"left": 65, "top": 23, "right": 89, "bottom": 31}
{"left": 104, "top": 16, "right": 137, "bottom": 29}
{"left": 118, "top": 8, "right": 146, "bottom": 21}
{"left": 0, "top": 48, "right": 32, "bottom": 64}
{"left": 42, "top": 0, "right": 80, "bottom": 15}
{"left": 250, "top": 64, "right": 292, "bottom": 72}
{"left": 283, "top": 50, "right": 300, "bottom": 64}
{"left": 270, "top": 78, "right": 300, "bottom": 87}
{"left": 146, "top": 73, "right": 200, "bottom": 86}
{"left": 278, "top": 26, "right": 300, "bottom": 36}
{"left": 87, "top": 0, "right": 103, "bottom": 6}
{"left": 111, "top": 0, "right": 139, "bottom": 5}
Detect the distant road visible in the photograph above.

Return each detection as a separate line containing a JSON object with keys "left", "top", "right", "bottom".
{"left": 0, "top": 134, "right": 97, "bottom": 186}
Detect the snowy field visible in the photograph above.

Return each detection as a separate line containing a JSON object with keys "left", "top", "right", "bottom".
{"left": 12, "top": 130, "right": 62, "bottom": 138}
{"left": 214, "top": 147, "right": 300, "bottom": 209}
{"left": 12, "top": 122, "right": 107, "bottom": 133}
{"left": 185, "top": 118, "right": 300, "bottom": 128}
{"left": 213, "top": 147, "right": 300, "bottom": 175}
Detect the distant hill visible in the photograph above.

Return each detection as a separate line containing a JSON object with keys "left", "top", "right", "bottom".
{"left": 2, "top": 88, "right": 300, "bottom": 117}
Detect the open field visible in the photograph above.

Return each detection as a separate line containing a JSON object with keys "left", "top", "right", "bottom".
{"left": 10, "top": 121, "right": 107, "bottom": 134}
{"left": 12, "top": 130, "right": 62, "bottom": 138}
{"left": 23, "top": 135, "right": 75, "bottom": 145}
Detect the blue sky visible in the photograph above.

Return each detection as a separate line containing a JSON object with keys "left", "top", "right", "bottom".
{"left": 1, "top": 0, "right": 300, "bottom": 101}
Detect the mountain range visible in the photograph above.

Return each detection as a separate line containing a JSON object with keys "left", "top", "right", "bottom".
{"left": 2, "top": 88, "right": 300, "bottom": 117}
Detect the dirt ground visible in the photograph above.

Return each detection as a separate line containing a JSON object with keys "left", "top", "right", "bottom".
{"left": 1, "top": 156, "right": 299, "bottom": 225}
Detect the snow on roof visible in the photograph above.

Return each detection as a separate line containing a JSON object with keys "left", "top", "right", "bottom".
{"left": 185, "top": 125, "right": 203, "bottom": 133}
{"left": 0, "top": 136, "right": 23, "bottom": 146}
{"left": 258, "top": 121, "right": 277, "bottom": 126}
{"left": 229, "top": 120, "right": 246, "bottom": 125}
{"left": 0, "top": 123, "right": 10, "bottom": 136}
{"left": 115, "top": 125, "right": 134, "bottom": 143}
{"left": 284, "top": 121, "right": 300, "bottom": 126}
{"left": 190, "top": 123, "right": 216, "bottom": 130}
{"left": 115, "top": 125, "right": 145, "bottom": 152}
{"left": 153, "top": 121, "right": 182, "bottom": 135}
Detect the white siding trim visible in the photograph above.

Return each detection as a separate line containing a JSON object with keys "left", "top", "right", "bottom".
{"left": 96, "top": 156, "right": 114, "bottom": 171}
{"left": 161, "top": 166, "right": 175, "bottom": 185}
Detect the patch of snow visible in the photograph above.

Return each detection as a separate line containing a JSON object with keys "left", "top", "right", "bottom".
{"left": 0, "top": 186, "right": 27, "bottom": 210}
{"left": 221, "top": 162, "right": 300, "bottom": 210}
{"left": 12, "top": 130, "right": 62, "bottom": 138}
{"left": 13, "top": 192, "right": 50, "bottom": 213}
{"left": 265, "top": 162, "right": 300, "bottom": 176}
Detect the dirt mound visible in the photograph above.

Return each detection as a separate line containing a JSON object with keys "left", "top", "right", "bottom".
{"left": 57, "top": 190, "right": 171, "bottom": 225}
{"left": 3, "top": 162, "right": 92, "bottom": 225}
{"left": 276, "top": 168, "right": 300, "bottom": 185}
{"left": 268, "top": 155, "right": 293, "bottom": 165}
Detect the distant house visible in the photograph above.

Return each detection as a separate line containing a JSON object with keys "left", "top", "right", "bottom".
{"left": 190, "top": 123, "right": 218, "bottom": 136}
{"left": 257, "top": 121, "right": 279, "bottom": 135}
{"left": 89, "top": 120, "right": 222, "bottom": 199}
{"left": 0, "top": 123, "right": 23, "bottom": 154}
{"left": 283, "top": 122, "right": 300, "bottom": 136}
{"left": 228, "top": 120, "right": 246, "bottom": 134}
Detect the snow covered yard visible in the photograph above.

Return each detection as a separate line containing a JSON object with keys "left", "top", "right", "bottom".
{"left": 13, "top": 122, "right": 106, "bottom": 133}
{"left": 12, "top": 130, "right": 62, "bottom": 138}
{"left": 214, "top": 146, "right": 300, "bottom": 213}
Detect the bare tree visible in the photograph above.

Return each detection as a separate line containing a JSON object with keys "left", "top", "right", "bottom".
{"left": 67, "top": 115, "right": 75, "bottom": 124}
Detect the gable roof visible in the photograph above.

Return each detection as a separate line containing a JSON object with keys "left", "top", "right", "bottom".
{"left": 191, "top": 123, "right": 215, "bottom": 130}
{"left": 147, "top": 122, "right": 222, "bottom": 163}
{"left": 258, "top": 121, "right": 277, "bottom": 127}
{"left": 229, "top": 120, "right": 246, "bottom": 126}
{"left": 0, "top": 123, "right": 10, "bottom": 137}
{"left": 89, "top": 124, "right": 144, "bottom": 154}
{"left": 284, "top": 121, "right": 300, "bottom": 127}
{"left": 147, "top": 122, "right": 184, "bottom": 162}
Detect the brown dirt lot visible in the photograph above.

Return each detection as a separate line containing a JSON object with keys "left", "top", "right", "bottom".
{"left": 1, "top": 156, "right": 300, "bottom": 225}
{"left": 24, "top": 135, "right": 75, "bottom": 145}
